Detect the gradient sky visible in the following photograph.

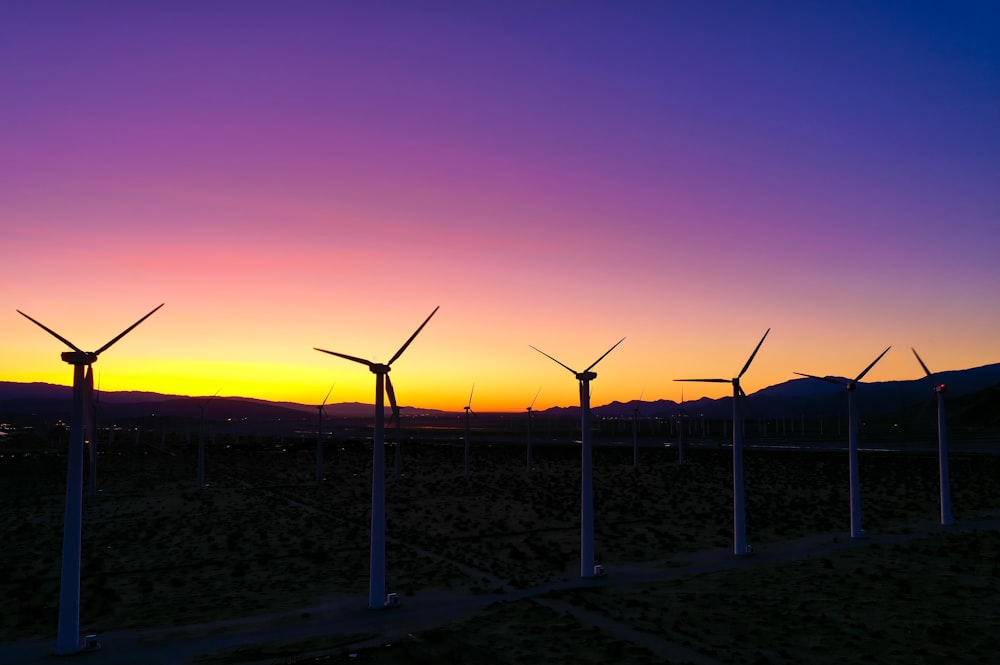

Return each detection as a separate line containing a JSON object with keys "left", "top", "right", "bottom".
{"left": 3, "top": 1, "right": 998, "bottom": 412}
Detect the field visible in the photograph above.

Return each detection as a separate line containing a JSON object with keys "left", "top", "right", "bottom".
{"left": 1, "top": 425, "right": 999, "bottom": 663}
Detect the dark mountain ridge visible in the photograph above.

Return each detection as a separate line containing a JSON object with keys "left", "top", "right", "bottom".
{"left": 2, "top": 362, "right": 998, "bottom": 425}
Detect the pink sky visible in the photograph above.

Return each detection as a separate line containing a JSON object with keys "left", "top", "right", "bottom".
{"left": 2, "top": 2, "right": 997, "bottom": 411}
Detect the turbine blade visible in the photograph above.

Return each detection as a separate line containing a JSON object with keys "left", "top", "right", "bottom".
{"left": 911, "top": 347, "right": 932, "bottom": 377}
{"left": 794, "top": 371, "right": 847, "bottom": 386}
{"left": 855, "top": 346, "right": 891, "bottom": 382}
{"left": 322, "top": 382, "right": 336, "bottom": 407}
{"left": 315, "top": 348, "right": 374, "bottom": 368}
{"left": 529, "top": 345, "right": 578, "bottom": 375}
{"left": 737, "top": 328, "right": 770, "bottom": 379}
{"left": 95, "top": 303, "right": 165, "bottom": 355}
{"left": 529, "top": 387, "right": 541, "bottom": 410}
{"left": 585, "top": 337, "right": 626, "bottom": 372}
{"left": 467, "top": 383, "right": 475, "bottom": 409}
{"left": 674, "top": 378, "right": 729, "bottom": 383}
{"left": 16, "top": 310, "right": 84, "bottom": 353}
{"left": 737, "top": 384, "right": 746, "bottom": 399}
{"left": 385, "top": 374, "right": 399, "bottom": 422}
{"left": 387, "top": 306, "right": 440, "bottom": 366}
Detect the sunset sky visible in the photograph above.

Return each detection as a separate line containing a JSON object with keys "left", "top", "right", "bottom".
{"left": 3, "top": 2, "right": 997, "bottom": 412}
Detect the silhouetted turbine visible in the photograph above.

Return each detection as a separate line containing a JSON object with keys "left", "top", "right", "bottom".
{"left": 632, "top": 389, "right": 644, "bottom": 472}
{"left": 197, "top": 389, "right": 221, "bottom": 490}
{"left": 795, "top": 346, "right": 890, "bottom": 539}
{"left": 677, "top": 389, "right": 686, "bottom": 465}
{"left": 912, "top": 348, "right": 954, "bottom": 526}
{"left": 531, "top": 337, "right": 625, "bottom": 577}
{"left": 17, "top": 303, "right": 163, "bottom": 655}
{"left": 315, "top": 306, "right": 439, "bottom": 609}
{"left": 526, "top": 387, "right": 541, "bottom": 474}
{"left": 676, "top": 329, "right": 769, "bottom": 556}
{"left": 463, "top": 384, "right": 475, "bottom": 477}
{"left": 85, "top": 367, "right": 97, "bottom": 496}
{"left": 316, "top": 383, "right": 335, "bottom": 483}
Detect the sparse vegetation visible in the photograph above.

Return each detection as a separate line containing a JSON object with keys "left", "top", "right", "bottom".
{"left": 1, "top": 428, "right": 999, "bottom": 663}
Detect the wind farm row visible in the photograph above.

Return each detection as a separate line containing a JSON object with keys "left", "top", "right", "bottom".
{"left": 9, "top": 303, "right": 986, "bottom": 656}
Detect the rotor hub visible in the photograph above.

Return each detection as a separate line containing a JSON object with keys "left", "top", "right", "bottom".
{"left": 370, "top": 363, "right": 391, "bottom": 375}
{"left": 577, "top": 371, "right": 597, "bottom": 381}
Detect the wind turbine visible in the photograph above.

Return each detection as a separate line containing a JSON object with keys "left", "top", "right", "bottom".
{"left": 463, "top": 384, "right": 475, "bottom": 477}
{"left": 795, "top": 346, "right": 890, "bottom": 539}
{"left": 315, "top": 383, "right": 335, "bottom": 483}
{"left": 391, "top": 400, "right": 404, "bottom": 481}
{"left": 677, "top": 389, "right": 686, "bottom": 465}
{"left": 197, "top": 389, "right": 220, "bottom": 490}
{"left": 911, "top": 348, "right": 954, "bottom": 526}
{"left": 86, "top": 367, "right": 97, "bottom": 496}
{"left": 526, "top": 387, "right": 541, "bottom": 474}
{"left": 315, "top": 306, "right": 439, "bottom": 609}
{"left": 530, "top": 337, "right": 625, "bottom": 578}
{"left": 17, "top": 303, "right": 163, "bottom": 655}
{"left": 632, "top": 389, "right": 644, "bottom": 472}
{"left": 676, "top": 329, "right": 769, "bottom": 556}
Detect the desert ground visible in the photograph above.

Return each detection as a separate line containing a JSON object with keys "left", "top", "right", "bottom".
{"left": 1, "top": 422, "right": 998, "bottom": 663}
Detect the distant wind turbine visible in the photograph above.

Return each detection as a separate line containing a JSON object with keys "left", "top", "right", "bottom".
{"left": 677, "top": 389, "right": 686, "bottom": 465}
{"left": 531, "top": 337, "right": 625, "bottom": 578}
{"left": 632, "top": 389, "right": 644, "bottom": 472}
{"left": 315, "top": 306, "right": 439, "bottom": 609}
{"left": 795, "top": 346, "right": 890, "bottom": 539}
{"left": 86, "top": 368, "right": 97, "bottom": 496}
{"left": 526, "top": 387, "right": 541, "bottom": 474}
{"left": 911, "top": 348, "right": 954, "bottom": 526}
{"left": 197, "top": 389, "right": 221, "bottom": 490}
{"left": 463, "top": 384, "right": 475, "bottom": 477}
{"left": 17, "top": 303, "right": 163, "bottom": 655}
{"left": 676, "top": 329, "right": 770, "bottom": 556}
{"left": 316, "top": 383, "right": 335, "bottom": 483}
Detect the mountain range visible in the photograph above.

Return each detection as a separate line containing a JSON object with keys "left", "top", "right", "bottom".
{"left": 1, "top": 362, "right": 998, "bottom": 426}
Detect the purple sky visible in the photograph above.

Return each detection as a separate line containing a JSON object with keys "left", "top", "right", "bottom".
{"left": 2, "top": 2, "right": 998, "bottom": 410}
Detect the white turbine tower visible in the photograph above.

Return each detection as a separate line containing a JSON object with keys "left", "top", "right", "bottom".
{"left": 463, "top": 384, "right": 475, "bottom": 477}
{"left": 526, "top": 387, "right": 541, "bottom": 474}
{"left": 676, "top": 329, "right": 769, "bottom": 556}
{"left": 316, "top": 383, "right": 335, "bottom": 483}
{"left": 911, "top": 348, "right": 954, "bottom": 526}
{"left": 795, "top": 346, "right": 890, "bottom": 539}
{"left": 17, "top": 303, "right": 163, "bottom": 655}
{"left": 315, "top": 306, "right": 439, "bottom": 609}
{"left": 530, "top": 337, "right": 625, "bottom": 578}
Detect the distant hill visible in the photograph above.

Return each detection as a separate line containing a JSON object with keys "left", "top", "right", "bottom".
{"left": 2, "top": 362, "right": 998, "bottom": 425}
{"left": 0, "top": 382, "right": 446, "bottom": 424}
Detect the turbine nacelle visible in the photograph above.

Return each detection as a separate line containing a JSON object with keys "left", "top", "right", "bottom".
{"left": 369, "top": 363, "right": 391, "bottom": 375}
{"left": 576, "top": 371, "right": 597, "bottom": 382}
{"left": 61, "top": 351, "right": 98, "bottom": 365}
